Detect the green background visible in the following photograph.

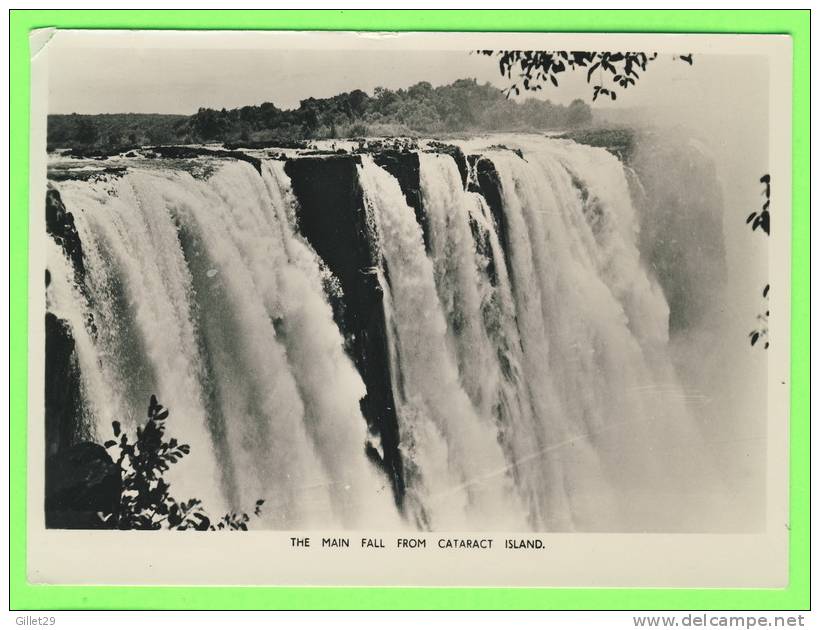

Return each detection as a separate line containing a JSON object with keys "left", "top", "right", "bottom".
{"left": 9, "top": 9, "right": 810, "bottom": 610}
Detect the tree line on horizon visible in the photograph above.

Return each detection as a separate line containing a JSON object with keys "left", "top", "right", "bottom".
{"left": 47, "top": 78, "right": 593, "bottom": 151}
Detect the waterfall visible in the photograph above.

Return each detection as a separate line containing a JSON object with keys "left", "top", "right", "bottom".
{"left": 417, "top": 152, "right": 568, "bottom": 529}
{"left": 359, "top": 156, "right": 525, "bottom": 530}
{"left": 46, "top": 135, "right": 725, "bottom": 532}
{"left": 49, "top": 160, "right": 398, "bottom": 529}
{"left": 462, "top": 136, "right": 721, "bottom": 530}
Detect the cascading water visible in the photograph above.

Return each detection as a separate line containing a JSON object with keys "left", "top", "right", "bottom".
{"left": 46, "top": 135, "right": 726, "bottom": 532}
{"left": 359, "top": 156, "right": 525, "bottom": 530}
{"left": 48, "top": 160, "right": 399, "bottom": 528}
{"left": 456, "top": 136, "right": 722, "bottom": 530}
{"left": 417, "top": 152, "right": 569, "bottom": 530}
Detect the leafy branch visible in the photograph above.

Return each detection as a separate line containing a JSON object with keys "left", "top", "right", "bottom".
{"left": 478, "top": 50, "right": 693, "bottom": 101}
{"left": 746, "top": 174, "right": 771, "bottom": 350}
{"left": 103, "top": 395, "right": 264, "bottom": 530}
{"left": 749, "top": 284, "right": 769, "bottom": 349}
{"left": 746, "top": 174, "right": 771, "bottom": 235}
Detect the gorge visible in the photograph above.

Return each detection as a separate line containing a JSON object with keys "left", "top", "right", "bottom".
{"left": 43, "top": 133, "right": 732, "bottom": 532}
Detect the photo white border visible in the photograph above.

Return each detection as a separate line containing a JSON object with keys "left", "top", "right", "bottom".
{"left": 26, "top": 29, "right": 793, "bottom": 588}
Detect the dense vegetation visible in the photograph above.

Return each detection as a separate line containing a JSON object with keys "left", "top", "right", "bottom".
{"left": 47, "top": 113, "right": 190, "bottom": 152}
{"left": 47, "top": 78, "right": 592, "bottom": 151}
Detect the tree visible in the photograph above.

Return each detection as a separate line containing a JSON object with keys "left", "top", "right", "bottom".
{"left": 348, "top": 89, "right": 370, "bottom": 117}
{"left": 478, "top": 50, "right": 693, "bottom": 101}
{"left": 191, "top": 107, "right": 230, "bottom": 141}
{"left": 565, "top": 98, "right": 593, "bottom": 126}
{"left": 75, "top": 117, "right": 99, "bottom": 145}
{"left": 103, "top": 395, "right": 264, "bottom": 530}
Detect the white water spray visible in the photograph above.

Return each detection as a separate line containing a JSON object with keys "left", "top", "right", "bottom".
{"left": 47, "top": 136, "right": 727, "bottom": 532}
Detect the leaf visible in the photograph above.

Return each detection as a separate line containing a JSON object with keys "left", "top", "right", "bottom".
{"left": 112, "top": 421, "right": 121, "bottom": 437}
{"left": 168, "top": 507, "right": 182, "bottom": 528}
{"left": 750, "top": 332, "right": 760, "bottom": 346}
{"left": 763, "top": 284, "right": 770, "bottom": 298}
{"left": 746, "top": 212, "right": 756, "bottom": 224}
{"left": 104, "top": 440, "right": 117, "bottom": 449}
{"left": 154, "top": 409, "right": 169, "bottom": 421}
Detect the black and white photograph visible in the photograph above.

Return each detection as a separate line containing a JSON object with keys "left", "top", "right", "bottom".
{"left": 28, "top": 30, "right": 792, "bottom": 587}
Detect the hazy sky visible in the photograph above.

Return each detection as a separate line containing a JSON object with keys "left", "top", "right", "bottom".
{"left": 50, "top": 49, "right": 502, "bottom": 114}
{"left": 49, "top": 47, "right": 707, "bottom": 115}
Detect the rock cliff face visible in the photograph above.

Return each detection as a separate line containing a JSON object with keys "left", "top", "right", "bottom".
{"left": 46, "top": 187, "right": 85, "bottom": 284}
{"left": 45, "top": 442, "right": 121, "bottom": 529}
{"left": 469, "top": 155, "right": 510, "bottom": 290}
{"left": 44, "top": 313, "right": 81, "bottom": 458}
{"left": 372, "top": 151, "right": 428, "bottom": 252}
{"left": 45, "top": 187, "right": 99, "bottom": 527}
{"left": 284, "top": 155, "right": 406, "bottom": 506}
{"left": 45, "top": 188, "right": 87, "bottom": 459}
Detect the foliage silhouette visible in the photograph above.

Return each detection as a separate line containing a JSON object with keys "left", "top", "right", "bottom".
{"left": 749, "top": 284, "right": 770, "bottom": 350}
{"left": 746, "top": 174, "right": 771, "bottom": 235}
{"left": 478, "top": 50, "right": 693, "bottom": 101}
{"left": 746, "top": 175, "right": 771, "bottom": 350}
{"left": 103, "top": 394, "right": 263, "bottom": 530}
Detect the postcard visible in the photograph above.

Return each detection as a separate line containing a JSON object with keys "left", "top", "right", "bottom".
{"left": 28, "top": 29, "right": 792, "bottom": 587}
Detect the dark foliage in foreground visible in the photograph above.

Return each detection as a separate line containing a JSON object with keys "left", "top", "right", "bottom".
{"left": 747, "top": 175, "right": 771, "bottom": 350}
{"left": 749, "top": 284, "right": 770, "bottom": 350}
{"left": 479, "top": 50, "right": 693, "bottom": 101}
{"left": 103, "top": 395, "right": 263, "bottom": 530}
{"left": 746, "top": 174, "right": 771, "bottom": 236}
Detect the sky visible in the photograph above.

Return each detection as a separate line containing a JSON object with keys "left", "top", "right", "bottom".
{"left": 50, "top": 49, "right": 505, "bottom": 114}
{"left": 49, "top": 47, "right": 706, "bottom": 116}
